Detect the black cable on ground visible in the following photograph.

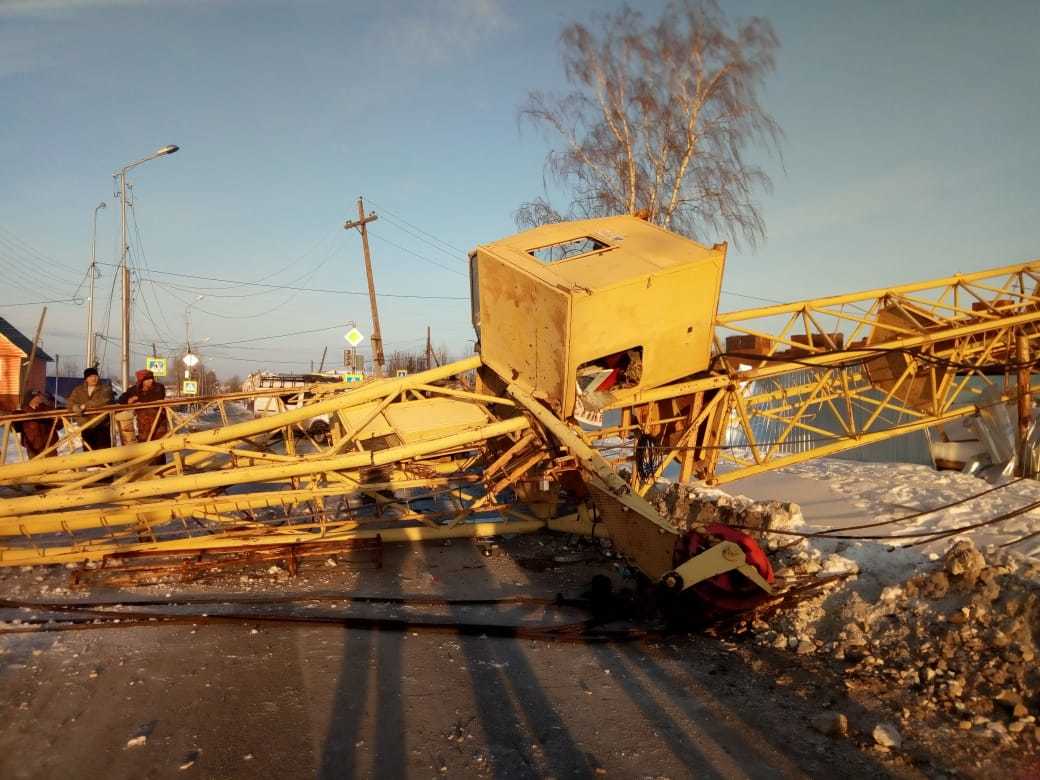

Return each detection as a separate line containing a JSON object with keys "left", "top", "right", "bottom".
{"left": 718, "top": 497, "right": 1040, "bottom": 545}
{"left": 0, "top": 592, "right": 659, "bottom": 643}
{"left": 0, "top": 592, "right": 583, "bottom": 611}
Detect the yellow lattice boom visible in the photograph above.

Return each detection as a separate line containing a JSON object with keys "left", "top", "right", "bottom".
{"left": 1, "top": 216, "right": 1036, "bottom": 600}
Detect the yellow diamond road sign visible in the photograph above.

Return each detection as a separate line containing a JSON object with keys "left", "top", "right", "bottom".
{"left": 344, "top": 328, "right": 364, "bottom": 347}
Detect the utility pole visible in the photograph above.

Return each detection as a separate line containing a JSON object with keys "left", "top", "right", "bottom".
{"left": 119, "top": 174, "right": 130, "bottom": 391}
{"left": 426, "top": 325, "right": 433, "bottom": 371}
{"left": 113, "top": 144, "right": 179, "bottom": 390}
{"left": 86, "top": 201, "right": 105, "bottom": 369}
{"left": 343, "top": 196, "right": 385, "bottom": 376}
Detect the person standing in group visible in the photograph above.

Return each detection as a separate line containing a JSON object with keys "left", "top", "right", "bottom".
{"left": 13, "top": 389, "right": 60, "bottom": 459}
{"left": 118, "top": 369, "right": 169, "bottom": 462}
{"left": 66, "top": 367, "right": 114, "bottom": 451}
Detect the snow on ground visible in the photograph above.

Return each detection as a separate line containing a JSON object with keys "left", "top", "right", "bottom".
{"left": 780, "top": 459, "right": 1040, "bottom": 558}
{"left": 701, "top": 457, "right": 1040, "bottom": 610}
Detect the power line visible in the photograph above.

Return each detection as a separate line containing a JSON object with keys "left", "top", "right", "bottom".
{"left": 0, "top": 227, "right": 86, "bottom": 281}
{"left": 374, "top": 211, "right": 467, "bottom": 262}
{"left": 370, "top": 233, "right": 467, "bottom": 276}
{"left": 0, "top": 245, "right": 81, "bottom": 300}
{"left": 149, "top": 240, "right": 343, "bottom": 321}
{"left": 365, "top": 199, "right": 468, "bottom": 256}
{"left": 95, "top": 262, "right": 468, "bottom": 300}
{"left": 721, "top": 289, "right": 786, "bottom": 304}
{"left": 128, "top": 199, "right": 177, "bottom": 346}
{"left": 0, "top": 298, "right": 84, "bottom": 308}
{"left": 203, "top": 322, "right": 354, "bottom": 349}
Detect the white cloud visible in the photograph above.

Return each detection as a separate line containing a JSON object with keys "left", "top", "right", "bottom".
{"left": 0, "top": 0, "right": 150, "bottom": 13}
{"left": 379, "top": 0, "right": 515, "bottom": 65}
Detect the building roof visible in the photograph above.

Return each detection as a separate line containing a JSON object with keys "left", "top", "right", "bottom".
{"left": 0, "top": 316, "right": 54, "bottom": 363}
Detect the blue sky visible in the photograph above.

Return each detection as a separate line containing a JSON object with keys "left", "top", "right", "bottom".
{"left": 1, "top": 0, "right": 1039, "bottom": 379}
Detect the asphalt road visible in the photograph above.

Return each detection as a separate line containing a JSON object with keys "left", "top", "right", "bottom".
{"left": 0, "top": 537, "right": 896, "bottom": 779}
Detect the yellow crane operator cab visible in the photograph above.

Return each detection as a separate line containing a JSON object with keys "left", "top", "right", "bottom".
{"left": 470, "top": 215, "right": 726, "bottom": 420}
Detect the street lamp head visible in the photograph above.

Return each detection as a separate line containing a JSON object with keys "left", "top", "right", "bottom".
{"left": 96, "top": 201, "right": 107, "bottom": 211}
{"left": 157, "top": 145, "right": 179, "bottom": 156}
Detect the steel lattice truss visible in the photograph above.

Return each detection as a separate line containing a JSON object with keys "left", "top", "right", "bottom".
{"left": 1, "top": 258, "right": 1038, "bottom": 589}
{"left": 590, "top": 259, "right": 1040, "bottom": 490}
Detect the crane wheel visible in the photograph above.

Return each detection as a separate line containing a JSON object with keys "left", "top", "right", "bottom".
{"left": 673, "top": 523, "right": 775, "bottom": 614}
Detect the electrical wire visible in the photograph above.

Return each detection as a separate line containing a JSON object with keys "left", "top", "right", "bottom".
{"left": 0, "top": 246, "right": 80, "bottom": 300}
{"left": 720, "top": 290, "right": 786, "bottom": 304}
{"left": 152, "top": 246, "right": 341, "bottom": 321}
{"left": 369, "top": 233, "right": 467, "bottom": 276}
{"left": 201, "top": 323, "right": 355, "bottom": 349}
{"left": 128, "top": 200, "right": 177, "bottom": 345}
{"left": 0, "top": 298, "right": 84, "bottom": 307}
{"left": 95, "top": 262, "right": 468, "bottom": 300}
{"left": 364, "top": 198, "right": 468, "bottom": 256}
{"left": 0, "top": 225, "right": 85, "bottom": 277}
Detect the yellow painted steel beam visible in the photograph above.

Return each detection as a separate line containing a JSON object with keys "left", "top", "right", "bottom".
{"left": 608, "top": 306, "right": 1040, "bottom": 411}
{"left": 715, "top": 259, "right": 1040, "bottom": 322}
{"left": 506, "top": 383, "right": 675, "bottom": 536}
{"left": 0, "top": 474, "right": 483, "bottom": 537}
{"left": 0, "top": 414, "right": 526, "bottom": 519}
{"left": 0, "top": 355, "right": 481, "bottom": 484}
{"left": 708, "top": 390, "right": 1023, "bottom": 484}
{"left": 0, "top": 519, "right": 547, "bottom": 566}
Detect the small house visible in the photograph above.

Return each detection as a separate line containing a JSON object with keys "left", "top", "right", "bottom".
{"left": 0, "top": 316, "right": 53, "bottom": 411}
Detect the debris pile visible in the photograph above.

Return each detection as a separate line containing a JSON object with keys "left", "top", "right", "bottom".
{"left": 648, "top": 482, "right": 804, "bottom": 537}
{"left": 812, "top": 540, "right": 1040, "bottom": 744}
{"left": 652, "top": 482, "right": 1040, "bottom": 748}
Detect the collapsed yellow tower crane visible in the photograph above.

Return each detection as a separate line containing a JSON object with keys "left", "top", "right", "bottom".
{"left": 1, "top": 215, "right": 1038, "bottom": 613}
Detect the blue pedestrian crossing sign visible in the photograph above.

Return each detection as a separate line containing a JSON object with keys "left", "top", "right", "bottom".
{"left": 145, "top": 356, "right": 168, "bottom": 377}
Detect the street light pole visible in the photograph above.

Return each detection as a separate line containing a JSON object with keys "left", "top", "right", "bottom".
{"left": 119, "top": 172, "right": 130, "bottom": 388}
{"left": 86, "top": 201, "right": 106, "bottom": 369}
{"left": 114, "top": 144, "right": 179, "bottom": 390}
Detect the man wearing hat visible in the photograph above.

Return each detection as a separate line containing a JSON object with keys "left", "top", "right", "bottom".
{"left": 13, "top": 389, "right": 59, "bottom": 459}
{"left": 66, "top": 367, "right": 114, "bottom": 451}
{"left": 118, "top": 369, "right": 169, "bottom": 460}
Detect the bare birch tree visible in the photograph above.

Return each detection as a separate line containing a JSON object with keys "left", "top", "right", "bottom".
{"left": 517, "top": 0, "right": 781, "bottom": 249}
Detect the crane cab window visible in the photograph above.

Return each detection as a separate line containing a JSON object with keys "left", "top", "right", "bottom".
{"left": 528, "top": 236, "right": 611, "bottom": 264}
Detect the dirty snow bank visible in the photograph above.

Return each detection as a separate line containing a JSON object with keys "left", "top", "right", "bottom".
{"left": 650, "top": 481, "right": 1040, "bottom": 750}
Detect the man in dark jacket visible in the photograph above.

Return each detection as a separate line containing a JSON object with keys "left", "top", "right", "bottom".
{"left": 13, "top": 390, "right": 60, "bottom": 458}
{"left": 66, "top": 367, "right": 114, "bottom": 451}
